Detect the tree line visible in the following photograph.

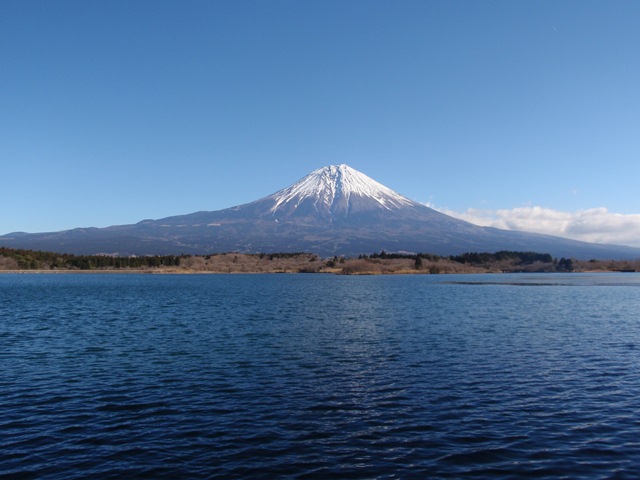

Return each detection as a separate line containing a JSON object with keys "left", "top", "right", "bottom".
{"left": 0, "top": 247, "right": 181, "bottom": 270}
{"left": 362, "top": 250, "right": 573, "bottom": 272}
{"left": 0, "top": 246, "right": 577, "bottom": 272}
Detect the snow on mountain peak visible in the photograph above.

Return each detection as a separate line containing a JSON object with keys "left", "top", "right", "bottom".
{"left": 268, "top": 164, "right": 416, "bottom": 216}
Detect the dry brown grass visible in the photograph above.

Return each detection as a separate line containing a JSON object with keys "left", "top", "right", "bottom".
{"left": 574, "top": 259, "right": 640, "bottom": 272}
{"left": 178, "top": 253, "right": 326, "bottom": 273}
{"left": 0, "top": 256, "right": 19, "bottom": 269}
{"left": 3, "top": 251, "right": 637, "bottom": 274}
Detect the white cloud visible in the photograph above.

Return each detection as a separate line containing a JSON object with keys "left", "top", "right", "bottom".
{"left": 427, "top": 204, "right": 640, "bottom": 248}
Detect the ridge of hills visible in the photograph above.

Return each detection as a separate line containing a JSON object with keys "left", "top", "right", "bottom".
{"left": 1, "top": 164, "right": 639, "bottom": 260}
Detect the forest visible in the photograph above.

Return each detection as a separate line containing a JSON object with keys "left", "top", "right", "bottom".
{"left": 1, "top": 247, "right": 638, "bottom": 274}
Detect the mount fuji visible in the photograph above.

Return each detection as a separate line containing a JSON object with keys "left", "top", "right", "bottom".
{"left": 2, "top": 164, "right": 639, "bottom": 259}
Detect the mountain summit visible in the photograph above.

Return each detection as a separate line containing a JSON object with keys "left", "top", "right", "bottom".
{"left": 265, "top": 164, "right": 416, "bottom": 220}
{"left": 2, "top": 164, "right": 640, "bottom": 259}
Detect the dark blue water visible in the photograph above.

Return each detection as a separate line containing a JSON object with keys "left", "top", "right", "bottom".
{"left": 1, "top": 273, "right": 640, "bottom": 479}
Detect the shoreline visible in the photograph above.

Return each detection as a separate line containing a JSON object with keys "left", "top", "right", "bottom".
{"left": 1, "top": 268, "right": 636, "bottom": 275}
{"left": 2, "top": 249, "right": 638, "bottom": 275}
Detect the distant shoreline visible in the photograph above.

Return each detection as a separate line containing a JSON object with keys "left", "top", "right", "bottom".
{"left": 1, "top": 267, "right": 637, "bottom": 276}
{"left": 1, "top": 248, "right": 638, "bottom": 275}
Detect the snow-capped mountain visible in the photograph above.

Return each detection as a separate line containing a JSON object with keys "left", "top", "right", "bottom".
{"left": 266, "top": 164, "right": 416, "bottom": 220}
{"left": 2, "top": 164, "right": 640, "bottom": 259}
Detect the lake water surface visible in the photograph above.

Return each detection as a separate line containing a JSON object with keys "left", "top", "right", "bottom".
{"left": 1, "top": 273, "right": 640, "bottom": 478}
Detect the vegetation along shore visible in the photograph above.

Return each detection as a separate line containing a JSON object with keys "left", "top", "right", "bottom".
{"left": 1, "top": 247, "right": 638, "bottom": 275}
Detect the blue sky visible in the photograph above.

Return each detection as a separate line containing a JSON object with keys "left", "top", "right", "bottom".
{"left": 2, "top": 1, "right": 640, "bottom": 246}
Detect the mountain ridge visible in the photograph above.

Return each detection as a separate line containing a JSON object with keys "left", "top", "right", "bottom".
{"left": 1, "top": 165, "right": 639, "bottom": 259}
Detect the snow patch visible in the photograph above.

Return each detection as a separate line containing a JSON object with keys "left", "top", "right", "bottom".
{"left": 269, "top": 164, "right": 415, "bottom": 214}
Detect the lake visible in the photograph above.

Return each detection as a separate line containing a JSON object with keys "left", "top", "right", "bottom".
{"left": 1, "top": 272, "right": 640, "bottom": 479}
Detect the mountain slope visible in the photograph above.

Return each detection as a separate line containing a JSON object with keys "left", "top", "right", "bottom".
{"left": 2, "top": 165, "right": 639, "bottom": 259}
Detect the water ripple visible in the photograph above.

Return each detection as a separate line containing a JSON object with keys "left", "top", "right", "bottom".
{"left": 2, "top": 273, "right": 640, "bottom": 478}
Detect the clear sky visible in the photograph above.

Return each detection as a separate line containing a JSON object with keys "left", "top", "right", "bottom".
{"left": 2, "top": 1, "right": 640, "bottom": 246}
